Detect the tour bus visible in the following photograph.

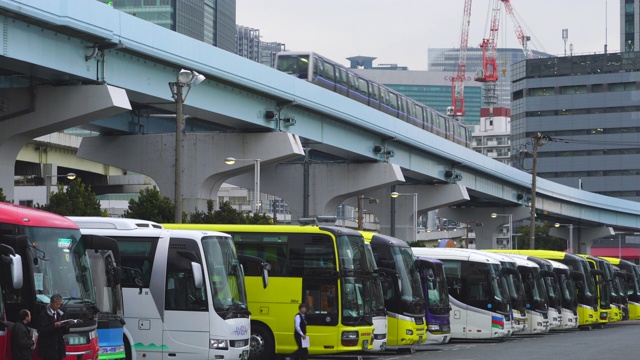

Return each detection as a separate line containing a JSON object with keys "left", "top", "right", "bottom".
{"left": 597, "top": 258, "right": 625, "bottom": 322}
{"left": 480, "top": 252, "right": 528, "bottom": 334}
{"left": 69, "top": 217, "right": 265, "bottom": 360}
{"left": 362, "top": 240, "right": 388, "bottom": 351}
{"left": 410, "top": 248, "right": 510, "bottom": 340}
{"left": 497, "top": 250, "right": 599, "bottom": 329}
{"left": 414, "top": 256, "right": 452, "bottom": 344}
{"left": 601, "top": 257, "right": 640, "bottom": 320}
{"left": 165, "top": 221, "right": 376, "bottom": 359}
{"left": 487, "top": 253, "right": 549, "bottom": 334}
{"left": 510, "top": 255, "right": 563, "bottom": 330}
{"left": 606, "top": 262, "right": 629, "bottom": 321}
{"left": 0, "top": 202, "right": 103, "bottom": 360}
{"left": 361, "top": 232, "right": 425, "bottom": 350}
{"left": 0, "top": 243, "right": 23, "bottom": 360}
{"left": 545, "top": 259, "right": 579, "bottom": 329}
{"left": 577, "top": 254, "right": 614, "bottom": 324}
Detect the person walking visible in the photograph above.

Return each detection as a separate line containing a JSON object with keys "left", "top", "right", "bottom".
{"left": 291, "top": 303, "right": 308, "bottom": 360}
{"left": 36, "top": 294, "right": 70, "bottom": 360}
{"left": 10, "top": 309, "right": 35, "bottom": 360}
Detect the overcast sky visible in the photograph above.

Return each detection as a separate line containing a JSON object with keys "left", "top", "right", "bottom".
{"left": 237, "top": 0, "right": 620, "bottom": 71}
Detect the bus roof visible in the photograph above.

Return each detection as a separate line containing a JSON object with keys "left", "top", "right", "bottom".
{"left": 545, "top": 259, "right": 570, "bottom": 270}
{"left": 0, "top": 202, "right": 79, "bottom": 229}
{"left": 69, "top": 217, "right": 230, "bottom": 239}
{"left": 68, "top": 216, "right": 163, "bottom": 230}
{"left": 478, "top": 251, "right": 517, "bottom": 265}
{"left": 492, "top": 253, "right": 540, "bottom": 269}
{"left": 414, "top": 255, "right": 444, "bottom": 265}
{"left": 492, "top": 249, "right": 586, "bottom": 263}
{"left": 164, "top": 223, "right": 363, "bottom": 237}
{"left": 412, "top": 247, "right": 501, "bottom": 264}
{"left": 360, "top": 231, "right": 411, "bottom": 248}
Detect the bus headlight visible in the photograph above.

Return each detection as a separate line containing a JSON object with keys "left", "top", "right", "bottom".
{"left": 341, "top": 331, "right": 359, "bottom": 346}
{"left": 405, "top": 329, "right": 414, "bottom": 335}
{"left": 210, "top": 339, "right": 229, "bottom": 350}
{"left": 64, "top": 334, "right": 89, "bottom": 346}
{"left": 427, "top": 323, "right": 441, "bottom": 331}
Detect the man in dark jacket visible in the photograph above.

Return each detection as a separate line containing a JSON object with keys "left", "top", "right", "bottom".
{"left": 36, "top": 294, "right": 69, "bottom": 360}
{"left": 10, "top": 309, "right": 35, "bottom": 360}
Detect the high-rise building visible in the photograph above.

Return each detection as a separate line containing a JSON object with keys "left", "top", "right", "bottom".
{"left": 428, "top": 48, "right": 552, "bottom": 109}
{"left": 511, "top": 51, "right": 640, "bottom": 202}
{"left": 105, "top": 0, "right": 237, "bottom": 53}
{"left": 621, "top": 0, "right": 638, "bottom": 52}
{"left": 236, "top": 26, "right": 285, "bottom": 68}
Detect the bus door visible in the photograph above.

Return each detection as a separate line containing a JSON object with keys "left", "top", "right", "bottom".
{"left": 0, "top": 244, "right": 23, "bottom": 359}
{"left": 163, "top": 237, "right": 208, "bottom": 360}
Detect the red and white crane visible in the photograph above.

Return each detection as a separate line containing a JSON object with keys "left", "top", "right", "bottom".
{"left": 450, "top": 0, "right": 472, "bottom": 122}
{"left": 502, "top": 0, "right": 534, "bottom": 59}
{"left": 474, "top": 0, "right": 502, "bottom": 112}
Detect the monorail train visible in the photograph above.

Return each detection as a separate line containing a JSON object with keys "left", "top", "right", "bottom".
{"left": 275, "top": 51, "right": 472, "bottom": 148}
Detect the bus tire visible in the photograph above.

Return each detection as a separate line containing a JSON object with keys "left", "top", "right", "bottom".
{"left": 124, "top": 337, "right": 133, "bottom": 360}
{"left": 250, "top": 323, "right": 275, "bottom": 360}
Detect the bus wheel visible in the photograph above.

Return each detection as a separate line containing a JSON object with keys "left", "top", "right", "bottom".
{"left": 250, "top": 323, "right": 275, "bottom": 360}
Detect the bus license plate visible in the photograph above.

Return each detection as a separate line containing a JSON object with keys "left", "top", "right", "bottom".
{"left": 362, "top": 340, "right": 368, "bottom": 350}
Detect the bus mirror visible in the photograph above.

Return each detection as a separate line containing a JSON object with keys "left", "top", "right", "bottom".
{"left": 191, "top": 262, "right": 204, "bottom": 289}
{"left": 10, "top": 254, "right": 23, "bottom": 289}
{"left": 540, "top": 270, "right": 555, "bottom": 278}
{"left": 262, "top": 266, "right": 269, "bottom": 289}
{"left": 590, "top": 269, "right": 604, "bottom": 277}
{"left": 501, "top": 267, "right": 519, "bottom": 276}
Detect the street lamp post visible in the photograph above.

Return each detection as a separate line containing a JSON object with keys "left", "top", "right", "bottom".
{"left": 225, "top": 157, "right": 261, "bottom": 214}
{"left": 554, "top": 223, "right": 574, "bottom": 253}
{"left": 390, "top": 192, "right": 418, "bottom": 242}
{"left": 491, "top": 213, "right": 513, "bottom": 249}
{"left": 169, "top": 69, "right": 206, "bottom": 223}
{"left": 462, "top": 220, "right": 483, "bottom": 249}
{"left": 45, "top": 172, "right": 77, "bottom": 205}
{"left": 357, "top": 195, "right": 379, "bottom": 230}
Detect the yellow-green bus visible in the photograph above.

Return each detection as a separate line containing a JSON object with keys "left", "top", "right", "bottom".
{"left": 576, "top": 254, "right": 617, "bottom": 324}
{"left": 600, "top": 257, "right": 640, "bottom": 320}
{"left": 360, "top": 231, "right": 427, "bottom": 350}
{"left": 165, "top": 223, "right": 375, "bottom": 360}
{"left": 495, "top": 250, "right": 600, "bottom": 329}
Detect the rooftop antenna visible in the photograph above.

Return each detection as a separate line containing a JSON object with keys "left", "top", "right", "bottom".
{"left": 604, "top": 0, "right": 608, "bottom": 54}
{"left": 562, "top": 29, "right": 568, "bottom": 56}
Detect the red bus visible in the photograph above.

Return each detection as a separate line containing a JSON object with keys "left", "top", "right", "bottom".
{"left": 0, "top": 202, "right": 99, "bottom": 360}
{"left": 0, "top": 242, "right": 23, "bottom": 359}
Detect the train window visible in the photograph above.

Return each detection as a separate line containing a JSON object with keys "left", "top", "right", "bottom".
{"left": 379, "top": 88, "right": 389, "bottom": 106}
{"left": 337, "top": 68, "right": 348, "bottom": 88}
{"left": 388, "top": 92, "right": 398, "bottom": 110}
{"left": 369, "top": 83, "right": 380, "bottom": 102}
{"left": 348, "top": 73, "right": 359, "bottom": 92}
{"left": 319, "top": 60, "right": 335, "bottom": 81}
{"left": 398, "top": 96, "right": 407, "bottom": 115}
{"left": 276, "top": 55, "right": 309, "bottom": 80}
{"left": 357, "top": 77, "right": 369, "bottom": 96}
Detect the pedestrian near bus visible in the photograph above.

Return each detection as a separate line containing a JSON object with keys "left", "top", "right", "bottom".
{"left": 291, "top": 303, "right": 308, "bottom": 360}
{"left": 36, "top": 294, "right": 70, "bottom": 360}
{"left": 10, "top": 309, "right": 34, "bottom": 360}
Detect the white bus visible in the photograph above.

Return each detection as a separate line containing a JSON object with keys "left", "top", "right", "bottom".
{"left": 68, "top": 217, "right": 268, "bottom": 360}
{"left": 495, "top": 253, "right": 550, "bottom": 334}
{"left": 411, "top": 248, "right": 510, "bottom": 340}
{"left": 479, "top": 251, "right": 528, "bottom": 334}
{"left": 546, "top": 259, "right": 580, "bottom": 329}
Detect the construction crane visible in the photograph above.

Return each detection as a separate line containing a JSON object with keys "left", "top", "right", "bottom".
{"left": 502, "top": 0, "right": 534, "bottom": 59}
{"left": 474, "top": 0, "right": 502, "bottom": 115}
{"left": 449, "top": 0, "right": 472, "bottom": 122}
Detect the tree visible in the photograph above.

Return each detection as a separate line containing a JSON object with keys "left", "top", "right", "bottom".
{"left": 41, "top": 178, "right": 106, "bottom": 216}
{"left": 188, "top": 200, "right": 272, "bottom": 224}
{"left": 124, "top": 186, "right": 175, "bottom": 223}
{"left": 0, "top": 187, "right": 6, "bottom": 203}
{"left": 514, "top": 221, "right": 565, "bottom": 250}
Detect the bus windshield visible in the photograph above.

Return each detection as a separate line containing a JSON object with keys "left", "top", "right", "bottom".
{"left": 579, "top": 261, "right": 597, "bottom": 300}
{"left": 629, "top": 265, "right": 640, "bottom": 296}
{"left": 521, "top": 268, "right": 547, "bottom": 311}
{"left": 364, "top": 245, "right": 385, "bottom": 315}
{"left": 336, "top": 235, "right": 372, "bottom": 324}
{"left": 202, "top": 236, "right": 248, "bottom": 314}
{"left": 28, "top": 227, "right": 95, "bottom": 304}
{"left": 391, "top": 246, "right": 424, "bottom": 313}
{"left": 424, "top": 265, "right": 449, "bottom": 314}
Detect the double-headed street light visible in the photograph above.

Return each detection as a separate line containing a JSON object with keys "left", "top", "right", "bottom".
{"left": 45, "top": 173, "right": 76, "bottom": 205}
{"left": 554, "top": 223, "right": 574, "bottom": 253}
{"left": 390, "top": 191, "right": 418, "bottom": 242}
{"left": 169, "top": 69, "right": 206, "bottom": 223}
{"left": 491, "top": 213, "right": 513, "bottom": 249}
{"left": 225, "top": 157, "right": 261, "bottom": 214}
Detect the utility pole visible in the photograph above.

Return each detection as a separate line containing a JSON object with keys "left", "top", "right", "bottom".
{"left": 529, "top": 132, "right": 546, "bottom": 249}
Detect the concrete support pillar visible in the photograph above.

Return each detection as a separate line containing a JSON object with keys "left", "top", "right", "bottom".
{"left": 0, "top": 85, "right": 130, "bottom": 201}
{"left": 550, "top": 226, "right": 614, "bottom": 255}
{"left": 226, "top": 162, "right": 406, "bottom": 222}
{"left": 77, "top": 132, "right": 305, "bottom": 212}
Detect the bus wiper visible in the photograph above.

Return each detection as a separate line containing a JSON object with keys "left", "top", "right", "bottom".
{"left": 224, "top": 302, "right": 250, "bottom": 318}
